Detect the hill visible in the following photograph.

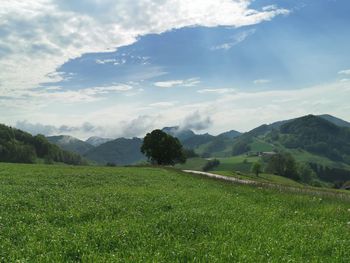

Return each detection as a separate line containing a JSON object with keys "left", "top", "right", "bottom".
{"left": 86, "top": 136, "right": 112, "bottom": 147}
{"left": 162, "top": 126, "right": 196, "bottom": 141}
{"left": 1, "top": 163, "right": 349, "bottom": 261}
{"left": 47, "top": 135, "right": 94, "bottom": 155}
{"left": 277, "top": 115, "right": 350, "bottom": 162}
{"left": 0, "top": 124, "right": 85, "bottom": 165}
{"left": 218, "top": 130, "right": 241, "bottom": 139}
{"left": 84, "top": 137, "right": 145, "bottom": 165}
{"left": 319, "top": 114, "right": 350, "bottom": 128}
{"left": 162, "top": 126, "right": 239, "bottom": 157}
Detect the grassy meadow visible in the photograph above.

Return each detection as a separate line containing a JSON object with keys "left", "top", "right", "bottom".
{"left": 1, "top": 163, "right": 350, "bottom": 262}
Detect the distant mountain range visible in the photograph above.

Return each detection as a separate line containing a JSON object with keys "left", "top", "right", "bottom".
{"left": 84, "top": 137, "right": 145, "bottom": 165}
{"left": 7, "top": 114, "right": 346, "bottom": 173}
{"left": 86, "top": 136, "right": 113, "bottom": 147}
{"left": 47, "top": 135, "right": 94, "bottom": 155}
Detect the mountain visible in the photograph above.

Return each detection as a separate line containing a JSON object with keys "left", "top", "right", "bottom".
{"left": 0, "top": 124, "right": 85, "bottom": 165}
{"left": 232, "top": 115, "right": 350, "bottom": 159}
{"left": 162, "top": 127, "right": 195, "bottom": 141}
{"left": 84, "top": 137, "right": 145, "bottom": 165}
{"left": 162, "top": 126, "right": 242, "bottom": 157}
{"left": 162, "top": 126, "right": 212, "bottom": 146}
{"left": 47, "top": 135, "right": 93, "bottom": 155}
{"left": 278, "top": 115, "right": 350, "bottom": 162}
{"left": 318, "top": 114, "right": 350, "bottom": 128}
{"left": 266, "top": 114, "right": 350, "bottom": 130}
{"left": 218, "top": 130, "right": 241, "bottom": 139}
{"left": 86, "top": 136, "right": 113, "bottom": 147}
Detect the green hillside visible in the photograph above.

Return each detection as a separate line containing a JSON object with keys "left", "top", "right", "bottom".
{"left": 1, "top": 163, "right": 349, "bottom": 261}
{"left": 0, "top": 124, "right": 85, "bottom": 165}
{"left": 84, "top": 137, "right": 145, "bottom": 165}
{"left": 47, "top": 135, "right": 94, "bottom": 155}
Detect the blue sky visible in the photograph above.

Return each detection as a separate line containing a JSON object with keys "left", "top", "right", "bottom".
{"left": 1, "top": 0, "right": 350, "bottom": 139}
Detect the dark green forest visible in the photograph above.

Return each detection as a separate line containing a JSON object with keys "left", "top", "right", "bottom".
{"left": 0, "top": 124, "right": 85, "bottom": 165}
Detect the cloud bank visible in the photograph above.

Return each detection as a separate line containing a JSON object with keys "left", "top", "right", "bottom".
{"left": 0, "top": 0, "right": 289, "bottom": 97}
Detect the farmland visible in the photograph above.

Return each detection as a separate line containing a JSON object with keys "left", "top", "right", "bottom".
{"left": 1, "top": 163, "right": 350, "bottom": 262}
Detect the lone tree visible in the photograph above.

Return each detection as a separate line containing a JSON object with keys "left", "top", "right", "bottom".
{"left": 141, "top": 129, "right": 186, "bottom": 165}
{"left": 251, "top": 162, "right": 262, "bottom": 177}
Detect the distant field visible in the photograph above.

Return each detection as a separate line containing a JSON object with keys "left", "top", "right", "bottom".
{"left": 176, "top": 155, "right": 259, "bottom": 173}
{"left": 1, "top": 163, "right": 350, "bottom": 262}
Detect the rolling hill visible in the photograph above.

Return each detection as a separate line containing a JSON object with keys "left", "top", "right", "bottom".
{"left": 84, "top": 137, "right": 145, "bottom": 165}
{"left": 86, "top": 136, "right": 113, "bottom": 147}
{"left": 162, "top": 126, "right": 240, "bottom": 156}
{"left": 0, "top": 124, "right": 85, "bottom": 165}
{"left": 47, "top": 135, "right": 94, "bottom": 155}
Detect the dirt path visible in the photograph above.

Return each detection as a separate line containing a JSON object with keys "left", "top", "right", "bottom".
{"left": 182, "top": 170, "right": 350, "bottom": 200}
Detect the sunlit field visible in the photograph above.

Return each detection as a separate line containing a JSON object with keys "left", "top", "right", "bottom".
{"left": 1, "top": 163, "right": 350, "bottom": 262}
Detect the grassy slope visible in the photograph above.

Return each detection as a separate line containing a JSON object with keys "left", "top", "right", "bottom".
{"left": 176, "top": 156, "right": 304, "bottom": 187}
{"left": 1, "top": 163, "right": 350, "bottom": 262}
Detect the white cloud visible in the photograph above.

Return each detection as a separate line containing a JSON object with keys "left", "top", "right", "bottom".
{"left": 149, "top": 101, "right": 178, "bottom": 107}
{"left": 211, "top": 29, "right": 256, "bottom": 50}
{"left": 197, "top": 88, "right": 236, "bottom": 94}
{"left": 9, "top": 80, "right": 350, "bottom": 139}
{"left": 0, "top": 0, "right": 289, "bottom": 98}
{"left": 253, "top": 79, "right": 271, "bottom": 84}
{"left": 154, "top": 78, "right": 200, "bottom": 88}
{"left": 338, "top": 69, "right": 350, "bottom": 75}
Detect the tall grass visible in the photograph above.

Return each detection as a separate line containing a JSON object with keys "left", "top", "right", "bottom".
{"left": 1, "top": 163, "right": 350, "bottom": 262}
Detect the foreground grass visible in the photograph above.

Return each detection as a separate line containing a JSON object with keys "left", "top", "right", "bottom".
{"left": 1, "top": 163, "right": 350, "bottom": 262}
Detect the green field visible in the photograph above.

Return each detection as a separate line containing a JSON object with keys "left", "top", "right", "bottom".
{"left": 176, "top": 155, "right": 259, "bottom": 174}
{"left": 1, "top": 163, "right": 350, "bottom": 262}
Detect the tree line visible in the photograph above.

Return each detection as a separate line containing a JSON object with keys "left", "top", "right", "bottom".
{"left": 0, "top": 124, "right": 85, "bottom": 165}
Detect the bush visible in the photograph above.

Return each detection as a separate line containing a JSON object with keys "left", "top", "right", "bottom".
{"left": 202, "top": 159, "right": 220, "bottom": 172}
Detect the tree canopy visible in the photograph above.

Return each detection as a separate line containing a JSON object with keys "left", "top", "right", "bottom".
{"left": 141, "top": 129, "right": 186, "bottom": 165}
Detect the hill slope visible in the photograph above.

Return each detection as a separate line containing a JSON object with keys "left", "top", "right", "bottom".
{"left": 86, "top": 136, "right": 112, "bottom": 147}
{"left": 277, "top": 115, "right": 350, "bottom": 162}
{"left": 47, "top": 135, "right": 94, "bottom": 155}
{"left": 0, "top": 124, "right": 85, "bottom": 165}
{"left": 319, "top": 114, "right": 350, "bottom": 128}
{"left": 84, "top": 137, "right": 145, "bottom": 165}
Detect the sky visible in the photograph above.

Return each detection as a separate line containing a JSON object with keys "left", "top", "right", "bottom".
{"left": 1, "top": 0, "right": 350, "bottom": 139}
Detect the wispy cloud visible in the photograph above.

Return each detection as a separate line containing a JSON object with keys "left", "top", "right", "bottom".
{"left": 181, "top": 111, "right": 212, "bottom": 131}
{"left": 149, "top": 101, "right": 178, "bottom": 107}
{"left": 197, "top": 88, "right": 235, "bottom": 94}
{"left": 154, "top": 78, "right": 200, "bottom": 88}
{"left": 338, "top": 69, "right": 350, "bottom": 75}
{"left": 211, "top": 29, "right": 256, "bottom": 51}
{"left": 253, "top": 79, "right": 271, "bottom": 85}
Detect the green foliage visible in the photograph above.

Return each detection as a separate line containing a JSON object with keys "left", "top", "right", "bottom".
{"left": 232, "top": 139, "right": 251, "bottom": 155}
{"left": 297, "top": 163, "right": 317, "bottom": 184}
{"left": 183, "top": 148, "right": 198, "bottom": 159}
{"left": 251, "top": 162, "right": 262, "bottom": 177}
{"left": 265, "top": 153, "right": 300, "bottom": 181}
{"left": 0, "top": 124, "right": 84, "bottom": 165}
{"left": 1, "top": 163, "right": 350, "bottom": 261}
{"left": 202, "top": 159, "right": 220, "bottom": 172}
{"left": 141, "top": 129, "right": 186, "bottom": 165}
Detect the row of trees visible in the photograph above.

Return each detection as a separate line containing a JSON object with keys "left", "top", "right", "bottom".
{"left": 0, "top": 124, "right": 85, "bottom": 165}
{"left": 252, "top": 152, "right": 317, "bottom": 184}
